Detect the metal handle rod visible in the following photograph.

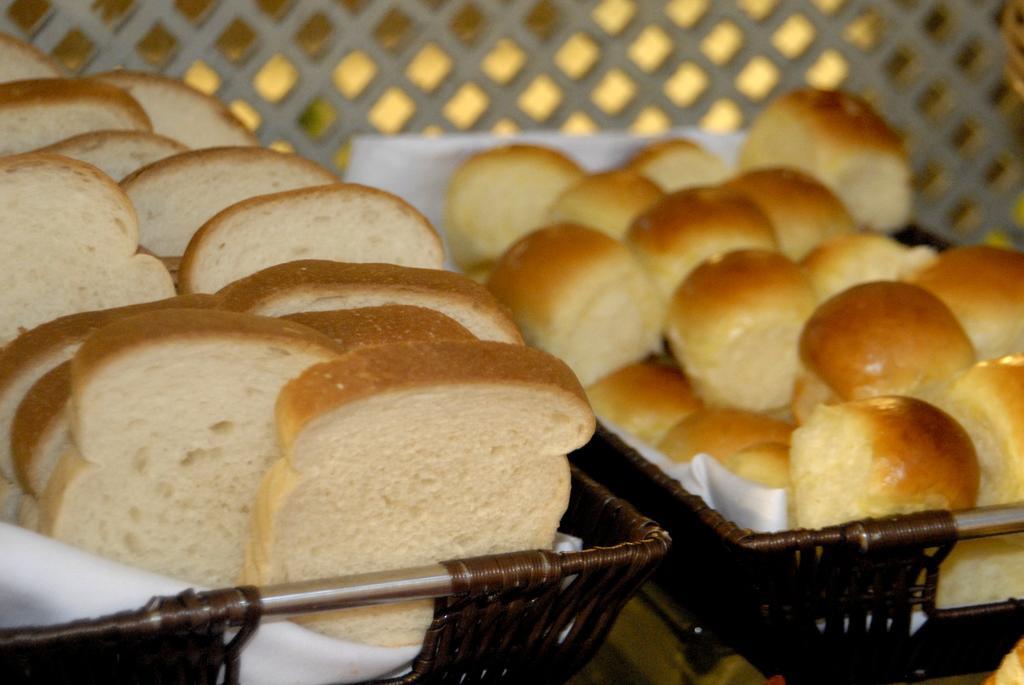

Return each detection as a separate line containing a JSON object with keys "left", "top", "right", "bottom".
{"left": 258, "top": 563, "right": 453, "bottom": 621}
{"left": 954, "top": 504, "right": 1024, "bottom": 540}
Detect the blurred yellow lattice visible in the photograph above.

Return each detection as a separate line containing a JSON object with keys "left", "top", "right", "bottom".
{"left": 444, "top": 83, "right": 489, "bottom": 129}
{"left": 806, "top": 49, "right": 848, "bottom": 89}
{"left": 183, "top": 59, "right": 220, "bottom": 95}
{"left": 701, "top": 21, "right": 743, "bottom": 65}
{"left": 665, "top": 0, "right": 708, "bottom": 28}
{"left": 368, "top": 87, "right": 415, "bottom": 133}
{"left": 333, "top": 51, "right": 376, "bottom": 99}
{"left": 592, "top": 0, "right": 636, "bottom": 36}
{"left": 700, "top": 98, "right": 742, "bottom": 132}
{"left": 254, "top": 54, "right": 298, "bottom": 102}
{"left": 736, "top": 56, "right": 779, "bottom": 100}
{"left": 406, "top": 42, "right": 452, "bottom": 92}
{"left": 592, "top": 69, "right": 636, "bottom": 115}
{"left": 519, "top": 74, "right": 562, "bottom": 121}
{"left": 562, "top": 111, "right": 598, "bottom": 134}
{"left": 556, "top": 33, "right": 600, "bottom": 79}
{"left": 629, "top": 25, "right": 673, "bottom": 73}
{"left": 664, "top": 62, "right": 707, "bottom": 106}
{"left": 631, "top": 106, "right": 671, "bottom": 134}
{"left": 773, "top": 14, "right": 816, "bottom": 58}
{"left": 482, "top": 39, "right": 526, "bottom": 84}
{"left": 229, "top": 99, "right": 261, "bottom": 131}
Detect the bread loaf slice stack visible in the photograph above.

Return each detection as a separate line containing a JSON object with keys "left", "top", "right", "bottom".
{"left": 282, "top": 306, "right": 475, "bottom": 349}
{"left": 0, "top": 32, "right": 62, "bottom": 82}
{"left": 0, "top": 153, "right": 175, "bottom": 345}
{"left": 179, "top": 184, "right": 444, "bottom": 294}
{"left": 121, "top": 147, "right": 338, "bottom": 257}
{"left": 219, "top": 260, "right": 523, "bottom": 344}
{"left": 91, "top": 70, "right": 257, "bottom": 149}
{"left": 40, "top": 130, "right": 188, "bottom": 182}
{"left": 38, "top": 309, "right": 344, "bottom": 586}
{"left": 0, "top": 79, "right": 151, "bottom": 155}
{"left": 245, "top": 340, "right": 595, "bottom": 646}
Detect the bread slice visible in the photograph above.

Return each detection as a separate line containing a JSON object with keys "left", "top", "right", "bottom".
{"left": 0, "top": 79, "right": 150, "bottom": 155}
{"left": 121, "top": 147, "right": 338, "bottom": 256}
{"left": 444, "top": 144, "right": 584, "bottom": 273}
{"left": 178, "top": 184, "right": 444, "bottom": 294}
{"left": 281, "top": 306, "right": 475, "bottom": 349}
{"left": 11, "top": 361, "right": 70, "bottom": 498}
{"left": 0, "top": 153, "right": 175, "bottom": 345}
{"left": 91, "top": 70, "right": 257, "bottom": 149}
{"left": 486, "top": 223, "right": 663, "bottom": 386}
{"left": 623, "top": 138, "right": 730, "bottom": 192}
{"left": 38, "top": 309, "right": 343, "bottom": 586}
{"left": 0, "top": 473, "right": 17, "bottom": 523}
{"left": 218, "top": 260, "right": 523, "bottom": 344}
{"left": 245, "top": 341, "right": 595, "bottom": 646}
{"left": 0, "top": 32, "right": 62, "bottom": 82}
{"left": 0, "top": 294, "right": 220, "bottom": 486}
{"left": 40, "top": 130, "right": 188, "bottom": 182}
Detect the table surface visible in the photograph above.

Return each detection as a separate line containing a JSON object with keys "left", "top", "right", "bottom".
{"left": 569, "top": 583, "right": 988, "bottom": 685}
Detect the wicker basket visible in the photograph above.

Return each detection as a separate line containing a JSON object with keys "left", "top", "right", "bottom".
{"left": 571, "top": 228, "right": 1024, "bottom": 685}
{"left": 0, "top": 465, "right": 669, "bottom": 685}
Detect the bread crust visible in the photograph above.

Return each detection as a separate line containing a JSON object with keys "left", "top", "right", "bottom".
{"left": 0, "top": 33, "right": 62, "bottom": 77}
{"left": 658, "top": 408, "right": 794, "bottom": 462}
{"left": 772, "top": 89, "right": 904, "bottom": 156}
{"left": 41, "top": 129, "right": 188, "bottom": 157}
{"left": 624, "top": 138, "right": 704, "bottom": 169}
{"left": 281, "top": 306, "right": 476, "bottom": 349}
{"left": 0, "top": 78, "right": 151, "bottom": 130}
{"left": 178, "top": 183, "right": 443, "bottom": 293}
{"left": 11, "top": 361, "right": 69, "bottom": 495}
{"left": 217, "top": 260, "right": 523, "bottom": 344}
{"left": 120, "top": 145, "right": 336, "bottom": 188}
{"left": 276, "top": 341, "right": 593, "bottom": 449}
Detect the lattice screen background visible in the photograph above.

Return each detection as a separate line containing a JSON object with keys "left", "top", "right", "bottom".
{"left": 1, "top": 0, "right": 1021, "bottom": 245}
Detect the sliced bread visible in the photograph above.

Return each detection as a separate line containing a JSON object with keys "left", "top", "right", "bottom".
{"left": 245, "top": 341, "right": 595, "bottom": 646}
{"left": 0, "top": 153, "right": 175, "bottom": 345}
{"left": 0, "top": 294, "right": 220, "bottom": 486}
{"left": 0, "top": 473, "right": 17, "bottom": 523}
{"left": 281, "top": 306, "right": 475, "bottom": 349}
{"left": 40, "top": 130, "right": 188, "bottom": 182}
{"left": 91, "top": 70, "right": 257, "bottom": 149}
{"left": 37, "top": 309, "right": 344, "bottom": 586}
{"left": 0, "top": 32, "right": 62, "bottom": 82}
{"left": 121, "top": 147, "right": 338, "bottom": 256}
{"left": 178, "top": 184, "right": 444, "bottom": 294}
{"left": 0, "top": 79, "right": 150, "bottom": 155}
{"left": 12, "top": 361, "right": 70, "bottom": 498}
{"left": 218, "top": 260, "right": 523, "bottom": 344}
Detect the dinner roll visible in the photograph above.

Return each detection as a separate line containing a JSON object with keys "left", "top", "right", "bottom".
{"left": 666, "top": 250, "right": 816, "bottom": 413}
{"left": 444, "top": 144, "right": 584, "bottom": 273}
{"left": 623, "top": 138, "right": 730, "bottom": 192}
{"left": 723, "top": 168, "right": 855, "bottom": 260}
{"left": 739, "top": 88, "right": 911, "bottom": 231}
{"left": 790, "top": 397, "right": 978, "bottom": 530}
{"left": 487, "top": 223, "right": 663, "bottom": 386}
{"left": 546, "top": 170, "right": 663, "bottom": 240}
{"left": 626, "top": 187, "right": 778, "bottom": 298}
{"left": 908, "top": 246, "right": 1024, "bottom": 361}
{"left": 984, "top": 634, "right": 1024, "bottom": 683}
{"left": 658, "top": 408, "right": 793, "bottom": 463}
{"left": 586, "top": 360, "right": 702, "bottom": 444}
{"left": 794, "top": 281, "right": 974, "bottom": 423}
{"left": 937, "top": 536, "right": 1024, "bottom": 609}
{"left": 722, "top": 442, "right": 790, "bottom": 489}
{"left": 800, "top": 233, "right": 937, "bottom": 301}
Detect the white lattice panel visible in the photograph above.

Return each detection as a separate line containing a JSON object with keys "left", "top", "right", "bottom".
{"left": 1, "top": 0, "right": 1021, "bottom": 245}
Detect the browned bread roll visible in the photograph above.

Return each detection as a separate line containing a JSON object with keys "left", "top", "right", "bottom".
{"left": 444, "top": 144, "right": 584, "bottom": 273}
{"left": 739, "top": 88, "right": 911, "bottom": 231}
{"left": 794, "top": 281, "right": 975, "bottom": 423}
{"left": 622, "top": 138, "right": 730, "bottom": 192}
{"left": 908, "top": 246, "right": 1024, "bottom": 361}
{"left": 586, "top": 360, "right": 702, "bottom": 444}
{"left": 658, "top": 408, "right": 794, "bottom": 463}
{"left": 545, "top": 170, "right": 663, "bottom": 240}
{"left": 985, "top": 637, "right": 1024, "bottom": 684}
{"left": 625, "top": 186, "right": 778, "bottom": 298}
{"left": 722, "top": 442, "right": 790, "bottom": 489}
{"left": 723, "top": 168, "right": 855, "bottom": 261}
{"left": 666, "top": 250, "right": 816, "bottom": 413}
{"left": 487, "top": 223, "right": 663, "bottom": 386}
{"left": 800, "top": 232, "right": 937, "bottom": 301}
{"left": 790, "top": 396, "right": 978, "bottom": 529}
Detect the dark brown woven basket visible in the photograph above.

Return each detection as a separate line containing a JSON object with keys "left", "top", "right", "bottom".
{"left": 0, "top": 465, "right": 669, "bottom": 685}
{"left": 572, "top": 228, "right": 1024, "bottom": 684}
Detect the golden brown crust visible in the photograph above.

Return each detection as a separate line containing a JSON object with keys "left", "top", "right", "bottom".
{"left": 276, "top": 341, "right": 593, "bottom": 446}
{"left": 658, "top": 408, "right": 794, "bottom": 462}
{"left": 852, "top": 396, "right": 978, "bottom": 510}
{"left": 177, "top": 183, "right": 443, "bottom": 293}
{"left": 72, "top": 309, "right": 345, "bottom": 391}
{"left": 120, "top": 146, "right": 336, "bottom": 189}
{"left": 12, "top": 362, "right": 69, "bottom": 495}
{"left": 773, "top": 89, "right": 905, "bottom": 157}
{"left": 0, "top": 33, "right": 62, "bottom": 76}
{"left": 587, "top": 360, "right": 702, "bottom": 442}
{"left": 800, "top": 282, "right": 975, "bottom": 400}
{"left": 0, "top": 78, "right": 151, "bottom": 130}
{"left": 281, "top": 306, "right": 476, "bottom": 349}
{"left": 0, "top": 294, "right": 222, "bottom": 399}
{"left": 217, "top": 260, "right": 522, "bottom": 343}
{"left": 451, "top": 144, "right": 582, "bottom": 179}
{"left": 669, "top": 249, "right": 813, "bottom": 325}
{"left": 486, "top": 223, "right": 634, "bottom": 329}
{"left": 40, "top": 129, "right": 188, "bottom": 157}
{"left": 626, "top": 186, "right": 776, "bottom": 255}
{"left": 624, "top": 138, "right": 704, "bottom": 170}
{"left": 547, "top": 170, "right": 663, "bottom": 235}
{"left": 91, "top": 70, "right": 257, "bottom": 145}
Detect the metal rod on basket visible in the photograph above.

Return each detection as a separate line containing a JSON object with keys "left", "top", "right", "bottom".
{"left": 258, "top": 563, "right": 453, "bottom": 620}
{"left": 955, "top": 504, "right": 1024, "bottom": 539}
